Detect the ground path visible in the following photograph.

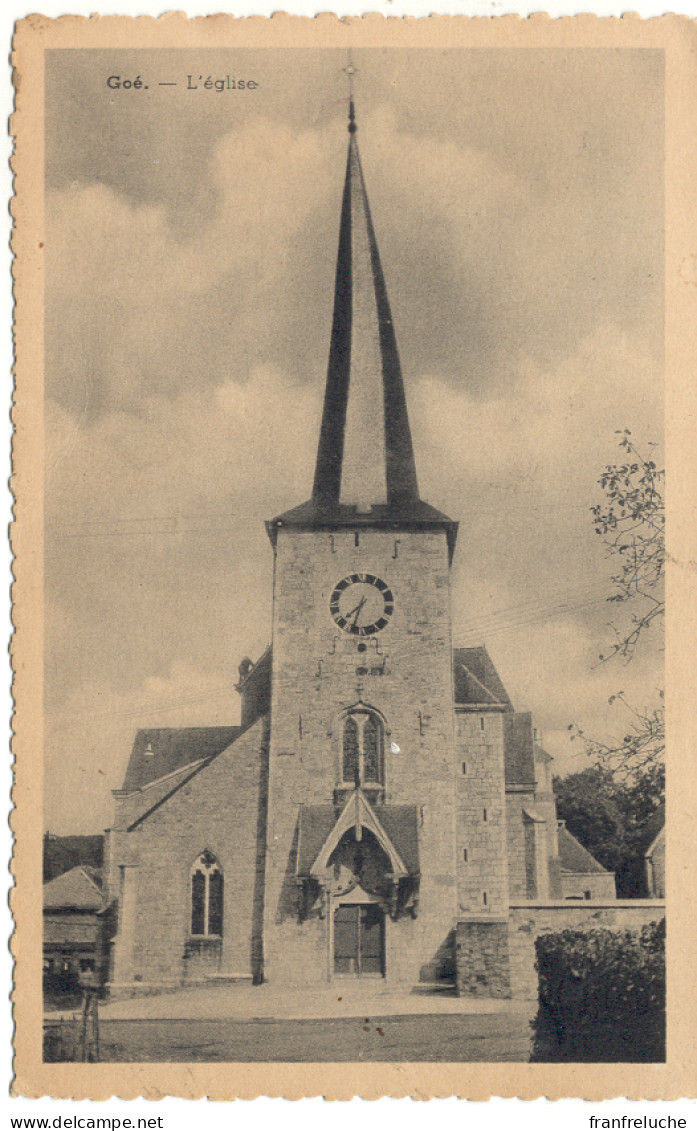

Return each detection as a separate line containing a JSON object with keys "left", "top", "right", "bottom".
{"left": 46, "top": 983, "right": 536, "bottom": 1062}
{"left": 96, "top": 1011, "right": 533, "bottom": 1062}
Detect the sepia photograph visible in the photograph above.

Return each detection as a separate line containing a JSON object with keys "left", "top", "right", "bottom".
{"left": 11, "top": 14, "right": 696, "bottom": 1098}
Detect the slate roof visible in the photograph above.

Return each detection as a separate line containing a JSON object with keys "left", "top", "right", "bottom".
{"left": 121, "top": 726, "right": 242, "bottom": 793}
{"left": 296, "top": 805, "right": 335, "bottom": 875}
{"left": 296, "top": 802, "right": 420, "bottom": 876}
{"left": 638, "top": 802, "right": 665, "bottom": 853}
{"left": 557, "top": 822, "right": 610, "bottom": 875}
{"left": 124, "top": 715, "right": 270, "bottom": 831}
{"left": 267, "top": 499, "right": 458, "bottom": 560}
{"left": 43, "top": 834, "right": 104, "bottom": 884}
{"left": 503, "top": 711, "right": 536, "bottom": 787}
{"left": 43, "top": 865, "right": 103, "bottom": 911}
{"left": 453, "top": 647, "right": 514, "bottom": 709}
{"left": 377, "top": 806, "right": 420, "bottom": 874}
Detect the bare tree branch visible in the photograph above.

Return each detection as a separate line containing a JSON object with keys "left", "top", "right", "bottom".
{"left": 572, "top": 431, "right": 665, "bottom": 777}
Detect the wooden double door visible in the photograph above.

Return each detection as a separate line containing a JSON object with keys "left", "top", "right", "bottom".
{"left": 334, "top": 903, "right": 385, "bottom": 977}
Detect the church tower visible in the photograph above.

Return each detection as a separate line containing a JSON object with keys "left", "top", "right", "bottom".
{"left": 261, "top": 99, "right": 463, "bottom": 986}
{"left": 103, "top": 89, "right": 603, "bottom": 1002}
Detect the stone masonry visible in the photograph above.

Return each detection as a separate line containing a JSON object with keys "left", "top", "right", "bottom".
{"left": 263, "top": 526, "right": 458, "bottom": 987}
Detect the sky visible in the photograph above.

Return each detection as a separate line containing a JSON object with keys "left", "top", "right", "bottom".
{"left": 44, "top": 47, "right": 664, "bottom": 833}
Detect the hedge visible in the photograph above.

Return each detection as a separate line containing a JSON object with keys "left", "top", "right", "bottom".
{"left": 531, "top": 918, "right": 665, "bottom": 1062}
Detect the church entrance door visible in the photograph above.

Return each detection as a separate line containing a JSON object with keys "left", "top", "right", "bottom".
{"left": 333, "top": 904, "right": 385, "bottom": 977}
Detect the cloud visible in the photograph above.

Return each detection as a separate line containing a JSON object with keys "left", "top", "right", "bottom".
{"left": 44, "top": 662, "right": 241, "bottom": 834}
{"left": 45, "top": 116, "right": 338, "bottom": 418}
{"left": 42, "top": 60, "right": 664, "bottom": 830}
{"left": 45, "top": 365, "right": 321, "bottom": 710}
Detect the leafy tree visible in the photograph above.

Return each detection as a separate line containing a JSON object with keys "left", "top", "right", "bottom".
{"left": 554, "top": 763, "right": 664, "bottom": 897}
{"left": 573, "top": 430, "right": 665, "bottom": 776}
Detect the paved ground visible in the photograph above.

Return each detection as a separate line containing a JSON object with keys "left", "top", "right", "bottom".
{"left": 83, "top": 982, "right": 532, "bottom": 1023}
{"left": 45, "top": 983, "right": 536, "bottom": 1062}
{"left": 88, "top": 1011, "right": 534, "bottom": 1062}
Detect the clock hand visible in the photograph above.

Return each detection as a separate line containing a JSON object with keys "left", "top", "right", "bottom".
{"left": 346, "top": 594, "right": 368, "bottom": 626}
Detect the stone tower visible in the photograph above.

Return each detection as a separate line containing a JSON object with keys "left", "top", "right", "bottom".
{"left": 261, "top": 101, "right": 462, "bottom": 986}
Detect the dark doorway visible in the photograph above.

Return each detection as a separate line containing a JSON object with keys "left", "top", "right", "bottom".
{"left": 334, "top": 903, "right": 385, "bottom": 976}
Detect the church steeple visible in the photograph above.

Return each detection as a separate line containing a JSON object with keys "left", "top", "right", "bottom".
{"left": 267, "top": 92, "right": 457, "bottom": 561}
{"left": 312, "top": 100, "right": 419, "bottom": 510}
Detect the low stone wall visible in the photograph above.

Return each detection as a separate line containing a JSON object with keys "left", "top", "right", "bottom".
{"left": 456, "top": 901, "right": 665, "bottom": 999}
{"left": 507, "top": 900, "right": 666, "bottom": 999}
{"left": 456, "top": 918, "right": 511, "bottom": 997}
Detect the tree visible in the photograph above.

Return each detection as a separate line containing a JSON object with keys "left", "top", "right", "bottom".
{"left": 592, "top": 429, "right": 664, "bottom": 662}
{"left": 572, "top": 431, "right": 665, "bottom": 776}
{"left": 554, "top": 763, "right": 664, "bottom": 897}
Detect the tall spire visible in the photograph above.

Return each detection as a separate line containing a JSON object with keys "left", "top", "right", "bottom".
{"left": 267, "top": 84, "right": 458, "bottom": 562}
{"left": 312, "top": 95, "right": 419, "bottom": 510}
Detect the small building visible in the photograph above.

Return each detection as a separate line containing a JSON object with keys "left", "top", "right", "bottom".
{"left": 644, "top": 804, "right": 666, "bottom": 898}
{"left": 557, "top": 821, "right": 617, "bottom": 901}
{"left": 44, "top": 832, "right": 103, "bottom": 884}
{"left": 43, "top": 865, "right": 106, "bottom": 995}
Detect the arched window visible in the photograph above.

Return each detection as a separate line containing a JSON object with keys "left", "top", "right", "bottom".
{"left": 190, "top": 851, "right": 223, "bottom": 937}
{"left": 341, "top": 710, "right": 384, "bottom": 787}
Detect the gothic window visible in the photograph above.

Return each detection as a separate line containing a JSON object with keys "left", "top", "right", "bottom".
{"left": 341, "top": 710, "right": 384, "bottom": 787}
{"left": 190, "top": 851, "right": 224, "bottom": 937}
{"left": 342, "top": 716, "right": 360, "bottom": 784}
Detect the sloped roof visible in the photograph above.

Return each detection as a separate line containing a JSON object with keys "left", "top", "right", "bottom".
{"left": 43, "top": 834, "right": 104, "bottom": 884}
{"left": 121, "top": 727, "right": 241, "bottom": 793}
{"left": 535, "top": 744, "right": 554, "bottom": 765}
{"left": 296, "top": 802, "right": 419, "bottom": 876}
{"left": 638, "top": 802, "right": 665, "bottom": 854}
{"left": 120, "top": 759, "right": 210, "bottom": 830}
{"left": 645, "top": 824, "right": 665, "bottom": 859}
{"left": 125, "top": 715, "right": 270, "bottom": 832}
{"left": 453, "top": 647, "right": 513, "bottom": 709}
{"left": 557, "top": 822, "right": 610, "bottom": 875}
{"left": 43, "top": 865, "right": 103, "bottom": 911}
{"left": 266, "top": 103, "right": 457, "bottom": 563}
{"left": 267, "top": 499, "right": 458, "bottom": 560}
{"left": 503, "top": 711, "right": 536, "bottom": 787}
{"left": 296, "top": 805, "right": 335, "bottom": 876}
{"left": 377, "top": 806, "right": 420, "bottom": 875}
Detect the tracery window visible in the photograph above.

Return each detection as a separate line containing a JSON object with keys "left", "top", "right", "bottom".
{"left": 341, "top": 710, "right": 384, "bottom": 786}
{"left": 190, "top": 851, "right": 224, "bottom": 937}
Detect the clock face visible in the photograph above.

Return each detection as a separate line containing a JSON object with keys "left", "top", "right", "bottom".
{"left": 330, "top": 573, "right": 394, "bottom": 636}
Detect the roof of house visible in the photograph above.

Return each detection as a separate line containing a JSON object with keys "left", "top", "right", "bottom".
{"left": 43, "top": 834, "right": 104, "bottom": 884}
{"left": 453, "top": 646, "right": 514, "bottom": 709}
{"left": 43, "top": 865, "right": 103, "bottom": 911}
{"left": 557, "top": 822, "right": 611, "bottom": 875}
{"left": 639, "top": 802, "right": 666, "bottom": 855}
{"left": 121, "top": 726, "right": 242, "bottom": 793}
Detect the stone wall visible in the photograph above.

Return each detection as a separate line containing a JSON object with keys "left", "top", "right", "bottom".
{"left": 506, "top": 901, "right": 666, "bottom": 999}
{"left": 455, "top": 711, "right": 509, "bottom": 916}
{"left": 108, "top": 717, "right": 269, "bottom": 990}
{"left": 456, "top": 918, "right": 511, "bottom": 997}
{"left": 264, "top": 526, "right": 459, "bottom": 987}
{"left": 560, "top": 872, "right": 617, "bottom": 901}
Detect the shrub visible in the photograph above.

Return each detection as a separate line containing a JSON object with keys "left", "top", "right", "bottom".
{"left": 531, "top": 919, "right": 665, "bottom": 1061}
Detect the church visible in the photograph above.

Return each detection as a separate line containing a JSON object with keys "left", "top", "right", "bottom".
{"left": 104, "top": 98, "right": 616, "bottom": 998}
